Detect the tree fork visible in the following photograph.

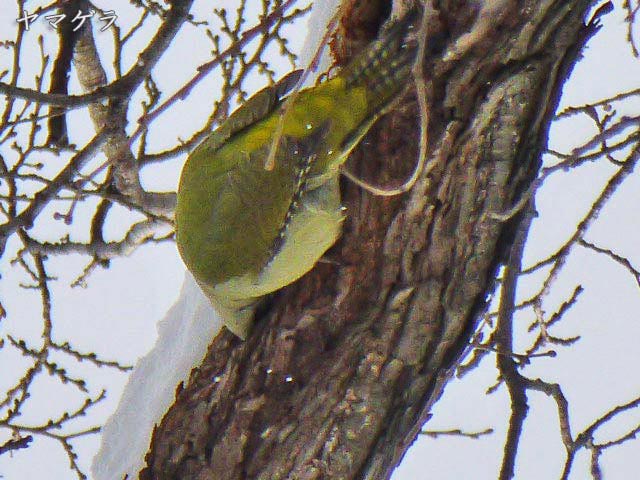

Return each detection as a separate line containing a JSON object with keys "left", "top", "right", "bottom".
{"left": 142, "top": 1, "right": 607, "bottom": 479}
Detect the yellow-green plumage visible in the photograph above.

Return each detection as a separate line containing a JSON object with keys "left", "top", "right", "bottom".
{"left": 176, "top": 12, "right": 417, "bottom": 338}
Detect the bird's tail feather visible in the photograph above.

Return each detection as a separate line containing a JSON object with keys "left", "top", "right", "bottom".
{"left": 342, "top": 8, "right": 419, "bottom": 100}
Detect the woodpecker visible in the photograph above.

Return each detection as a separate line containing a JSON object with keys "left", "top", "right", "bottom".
{"left": 175, "top": 10, "right": 418, "bottom": 337}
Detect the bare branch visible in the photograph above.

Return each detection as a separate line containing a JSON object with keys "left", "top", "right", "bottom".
{"left": 0, "top": 0, "right": 196, "bottom": 107}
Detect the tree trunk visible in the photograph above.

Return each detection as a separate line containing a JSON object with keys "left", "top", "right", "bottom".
{"left": 142, "top": 1, "right": 603, "bottom": 478}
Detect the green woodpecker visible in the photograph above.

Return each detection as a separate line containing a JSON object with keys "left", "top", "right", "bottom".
{"left": 175, "top": 11, "right": 418, "bottom": 338}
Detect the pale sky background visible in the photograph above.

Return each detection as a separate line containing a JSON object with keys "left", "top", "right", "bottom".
{"left": 1, "top": 0, "right": 639, "bottom": 479}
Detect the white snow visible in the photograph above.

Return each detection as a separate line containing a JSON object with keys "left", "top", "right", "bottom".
{"left": 91, "top": 274, "right": 222, "bottom": 479}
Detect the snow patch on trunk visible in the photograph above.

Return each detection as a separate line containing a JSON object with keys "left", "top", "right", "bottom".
{"left": 91, "top": 274, "right": 221, "bottom": 479}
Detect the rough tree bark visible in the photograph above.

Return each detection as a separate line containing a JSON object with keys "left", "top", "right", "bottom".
{"left": 142, "top": 1, "right": 605, "bottom": 478}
